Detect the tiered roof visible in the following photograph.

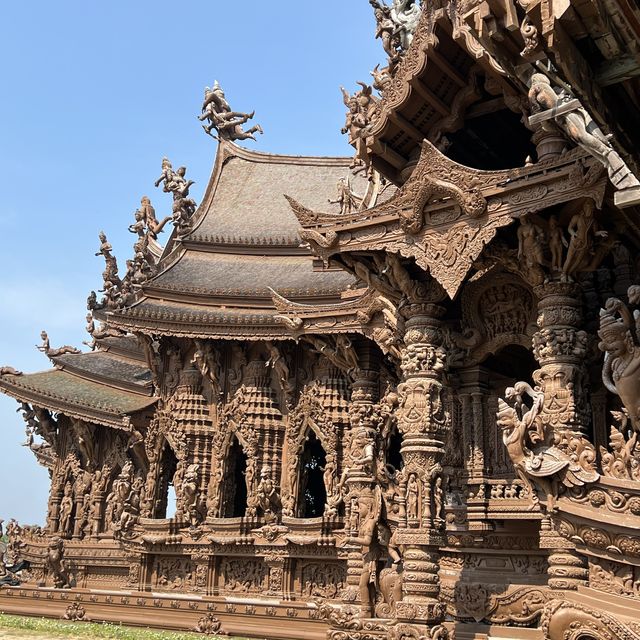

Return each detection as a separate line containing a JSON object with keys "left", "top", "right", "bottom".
{"left": 103, "top": 142, "right": 360, "bottom": 339}
{"left": 0, "top": 336, "right": 156, "bottom": 429}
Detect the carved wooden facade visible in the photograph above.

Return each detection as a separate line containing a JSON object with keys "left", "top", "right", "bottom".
{"left": 2, "top": 2, "right": 640, "bottom": 639}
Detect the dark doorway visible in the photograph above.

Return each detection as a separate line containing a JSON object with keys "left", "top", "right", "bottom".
{"left": 387, "top": 427, "right": 403, "bottom": 473}
{"left": 223, "top": 436, "right": 248, "bottom": 518}
{"left": 299, "top": 430, "right": 327, "bottom": 518}
{"left": 156, "top": 445, "right": 178, "bottom": 519}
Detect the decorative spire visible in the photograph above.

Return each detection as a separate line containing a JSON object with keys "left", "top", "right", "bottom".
{"left": 198, "top": 81, "right": 263, "bottom": 142}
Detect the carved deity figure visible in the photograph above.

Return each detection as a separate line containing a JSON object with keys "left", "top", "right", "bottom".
{"left": 562, "top": 199, "right": 608, "bottom": 279}
{"left": 154, "top": 157, "right": 197, "bottom": 235}
{"left": 328, "top": 177, "right": 363, "bottom": 214}
{"left": 181, "top": 463, "right": 205, "bottom": 526}
{"left": 341, "top": 83, "right": 377, "bottom": 170}
{"left": 130, "top": 195, "right": 171, "bottom": 240}
{"left": 517, "top": 213, "right": 546, "bottom": 275}
{"left": 198, "top": 81, "right": 263, "bottom": 142}
{"left": 528, "top": 73, "right": 639, "bottom": 190}
{"left": 369, "top": 0, "right": 420, "bottom": 53}
{"left": 598, "top": 287, "right": 640, "bottom": 431}
{"left": 192, "top": 339, "right": 221, "bottom": 399}
{"left": 46, "top": 537, "right": 70, "bottom": 588}
{"left": 405, "top": 472, "right": 419, "bottom": 523}
{"left": 547, "top": 215, "right": 568, "bottom": 274}
{"left": 264, "top": 341, "right": 293, "bottom": 398}
{"left": 497, "top": 382, "right": 598, "bottom": 508}
{"left": 58, "top": 482, "right": 74, "bottom": 537}
{"left": 256, "top": 466, "right": 281, "bottom": 521}
{"left": 345, "top": 488, "right": 399, "bottom": 618}
{"left": 36, "top": 331, "right": 81, "bottom": 358}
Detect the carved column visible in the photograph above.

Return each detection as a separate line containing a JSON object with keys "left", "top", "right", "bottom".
{"left": 540, "top": 518, "right": 587, "bottom": 590}
{"left": 458, "top": 367, "right": 490, "bottom": 479}
{"left": 532, "top": 283, "right": 591, "bottom": 446}
{"left": 395, "top": 302, "right": 448, "bottom": 625}
{"left": 341, "top": 340, "right": 380, "bottom": 614}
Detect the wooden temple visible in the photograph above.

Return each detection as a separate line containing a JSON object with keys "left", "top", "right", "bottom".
{"left": 1, "top": 1, "right": 640, "bottom": 639}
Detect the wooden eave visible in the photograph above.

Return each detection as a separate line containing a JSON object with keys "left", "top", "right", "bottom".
{"left": 0, "top": 370, "right": 157, "bottom": 431}
{"left": 359, "top": 7, "right": 512, "bottom": 184}
{"left": 459, "top": 0, "right": 640, "bottom": 172}
{"left": 104, "top": 298, "right": 298, "bottom": 341}
{"left": 52, "top": 355, "right": 153, "bottom": 396}
{"left": 269, "top": 287, "right": 381, "bottom": 337}
{"left": 290, "top": 140, "right": 608, "bottom": 299}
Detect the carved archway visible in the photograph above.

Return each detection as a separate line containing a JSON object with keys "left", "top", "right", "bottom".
{"left": 461, "top": 271, "right": 536, "bottom": 366}
{"left": 282, "top": 384, "right": 339, "bottom": 517}
{"left": 207, "top": 386, "right": 260, "bottom": 518}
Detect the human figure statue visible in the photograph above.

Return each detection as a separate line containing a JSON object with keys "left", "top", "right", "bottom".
{"left": 36, "top": 331, "right": 81, "bottom": 358}
{"left": 345, "top": 489, "right": 392, "bottom": 618}
{"left": 598, "top": 287, "right": 640, "bottom": 431}
{"left": 547, "top": 215, "right": 568, "bottom": 274}
{"left": 264, "top": 341, "right": 293, "bottom": 397}
{"left": 328, "top": 177, "right": 363, "bottom": 214}
{"left": 341, "top": 82, "right": 377, "bottom": 170}
{"left": 528, "top": 73, "right": 639, "bottom": 190}
{"left": 433, "top": 475, "right": 444, "bottom": 528}
{"left": 517, "top": 214, "right": 546, "bottom": 272}
{"left": 154, "top": 158, "right": 197, "bottom": 234}
{"left": 198, "top": 82, "right": 263, "bottom": 142}
{"left": 562, "top": 200, "right": 608, "bottom": 279}
{"left": 371, "top": 5, "right": 401, "bottom": 63}
{"left": 46, "top": 537, "right": 70, "bottom": 588}
{"left": 256, "top": 465, "right": 281, "bottom": 521}
{"left": 95, "top": 231, "right": 121, "bottom": 286}
{"left": 58, "top": 483, "right": 74, "bottom": 537}
{"left": 405, "top": 473, "right": 419, "bottom": 522}
{"left": 136, "top": 195, "right": 171, "bottom": 239}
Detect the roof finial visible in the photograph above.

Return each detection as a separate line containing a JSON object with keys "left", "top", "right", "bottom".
{"left": 198, "top": 81, "right": 263, "bottom": 142}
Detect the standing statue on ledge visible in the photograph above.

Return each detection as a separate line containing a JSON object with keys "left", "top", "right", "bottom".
{"left": 199, "top": 81, "right": 263, "bottom": 142}
{"left": 328, "top": 177, "right": 363, "bottom": 214}
{"left": 36, "top": 331, "right": 81, "bottom": 358}
{"left": 598, "top": 286, "right": 640, "bottom": 431}
{"left": 562, "top": 199, "right": 609, "bottom": 280}
{"left": 46, "top": 537, "right": 70, "bottom": 588}
{"left": 256, "top": 465, "right": 281, "bottom": 521}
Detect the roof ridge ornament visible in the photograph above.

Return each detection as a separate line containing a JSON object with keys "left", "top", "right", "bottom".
{"left": 154, "top": 157, "right": 197, "bottom": 237}
{"left": 198, "top": 81, "right": 263, "bottom": 143}
{"left": 36, "top": 330, "right": 81, "bottom": 360}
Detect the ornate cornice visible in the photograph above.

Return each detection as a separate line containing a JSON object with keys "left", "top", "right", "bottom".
{"left": 290, "top": 141, "right": 606, "bottom": 299}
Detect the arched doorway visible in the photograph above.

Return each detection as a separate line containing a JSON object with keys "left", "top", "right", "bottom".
{"left": 223, "top": 435, "right": 248, "bottom": 518}
{"left": 298, "top": 430, "right": 327, "bottom": 518}
{"left": 155, "top": 445, "right": 178, "bottom": 519}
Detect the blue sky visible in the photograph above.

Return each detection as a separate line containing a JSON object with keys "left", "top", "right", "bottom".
{"left": 0, "top": 1, "right": 383, "bottom": 523}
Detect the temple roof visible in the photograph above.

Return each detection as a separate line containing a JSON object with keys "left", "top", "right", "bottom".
{"left": 0, "top": 336, "right": 156, "bottom": 428}
{"left": 186, "top": 143, "right": 371, "bottom": 244}
{"left": 0, "top": 369, "right": 156, "bottom": 430}
{"left": 105, "top": 142, "right": 360, "bottom": 338}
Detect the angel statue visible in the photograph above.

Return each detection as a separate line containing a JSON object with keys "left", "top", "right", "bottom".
{"left": 497, "top": 381, "right": 598, "bottom": 509}
{"left": 198, "top": 81, "right": 263, "bottom": 142}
